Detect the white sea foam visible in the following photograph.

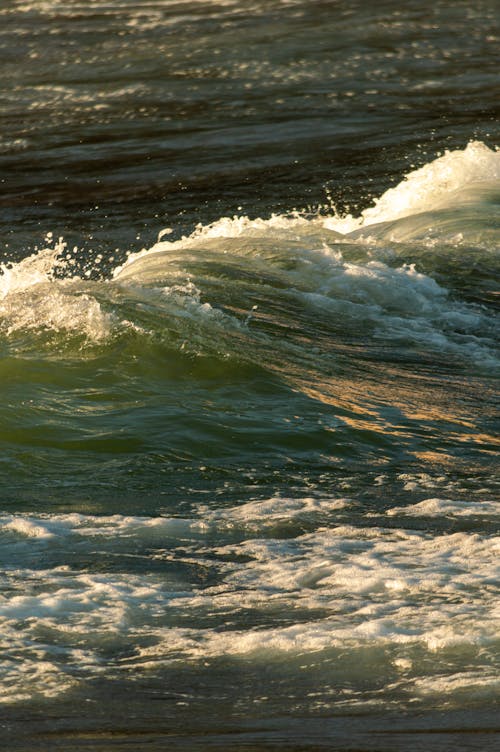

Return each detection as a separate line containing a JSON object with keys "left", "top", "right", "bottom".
{"left": 0, "top": 512, "right": 199, "bottom": 546}
{"left": 0, "top": 504, "right": 498, "bottom": 705}
{"left": 294, "top": 251, "right": 498, "bottom": 366}
{"left": 413, "top": 671, "right": 500, "bottom": 699}
{"left": 325, "top": 140, "right": 500, "bottom": 233}
{"left": 0, "top": 247, "right": 59, "bottom": 299}
{"left": 387, "top": 498, "right": 499, "bottom": 518}
{"left": 3, "top": 518, "right": 57, "bottom": 539}
{"left": 198, "top": 495, "right": 350, "bottom": 533}
{"left": 0, "top": 248, "right": 114, "bottom": 342}
{"left": 0, "top": 243, "right": 239, "bottom": 347}
{"left": 0, "top": 497, "right": 347, "bottom": 550}
{"left": 112, "top": 211, "right": 326, "bottom": 280}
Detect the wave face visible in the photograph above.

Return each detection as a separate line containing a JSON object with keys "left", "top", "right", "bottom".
{"left": 1, "top": 144, "right": 498, "bottom": 487}
{"left": 0, "top": 0, "right": 498, "bottom": 746}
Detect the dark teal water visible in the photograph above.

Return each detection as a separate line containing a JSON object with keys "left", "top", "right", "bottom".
{"left": 0, "top": 1, "right": 499, "bottom": 749}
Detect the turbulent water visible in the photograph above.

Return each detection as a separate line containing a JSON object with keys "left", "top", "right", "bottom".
{"left": 0, "top": 1, "right": 499, "bottom": 750}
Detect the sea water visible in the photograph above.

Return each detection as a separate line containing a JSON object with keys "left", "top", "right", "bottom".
{"left": 0, "top": 1, "right": 498, "bottom": 750}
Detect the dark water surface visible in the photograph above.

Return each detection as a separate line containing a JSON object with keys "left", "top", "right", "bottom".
{"left": 0, "top": 1, "right": 499, "bottom": 749}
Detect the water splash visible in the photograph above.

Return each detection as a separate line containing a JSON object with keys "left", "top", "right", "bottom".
{"left": 325, "top": 140, "right": 500, "bottom": 233}
{"left": 0, "top": 242, "right": 114, "bottom": 342}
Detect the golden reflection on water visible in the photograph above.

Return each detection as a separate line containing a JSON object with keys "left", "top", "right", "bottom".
{"left": 289, "top": 358, "right": 498, "bottom": 453}
{"left": 412, "top": 450, "right": 455, "bottom": 464}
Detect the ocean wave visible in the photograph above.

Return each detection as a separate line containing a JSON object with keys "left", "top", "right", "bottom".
{"left": 0, "top": 142, "right": 498, "bottom": 374}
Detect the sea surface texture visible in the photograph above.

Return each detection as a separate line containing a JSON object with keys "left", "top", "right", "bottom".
{"left": 0, "top": 1, "right": 499, "bottom": 750}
